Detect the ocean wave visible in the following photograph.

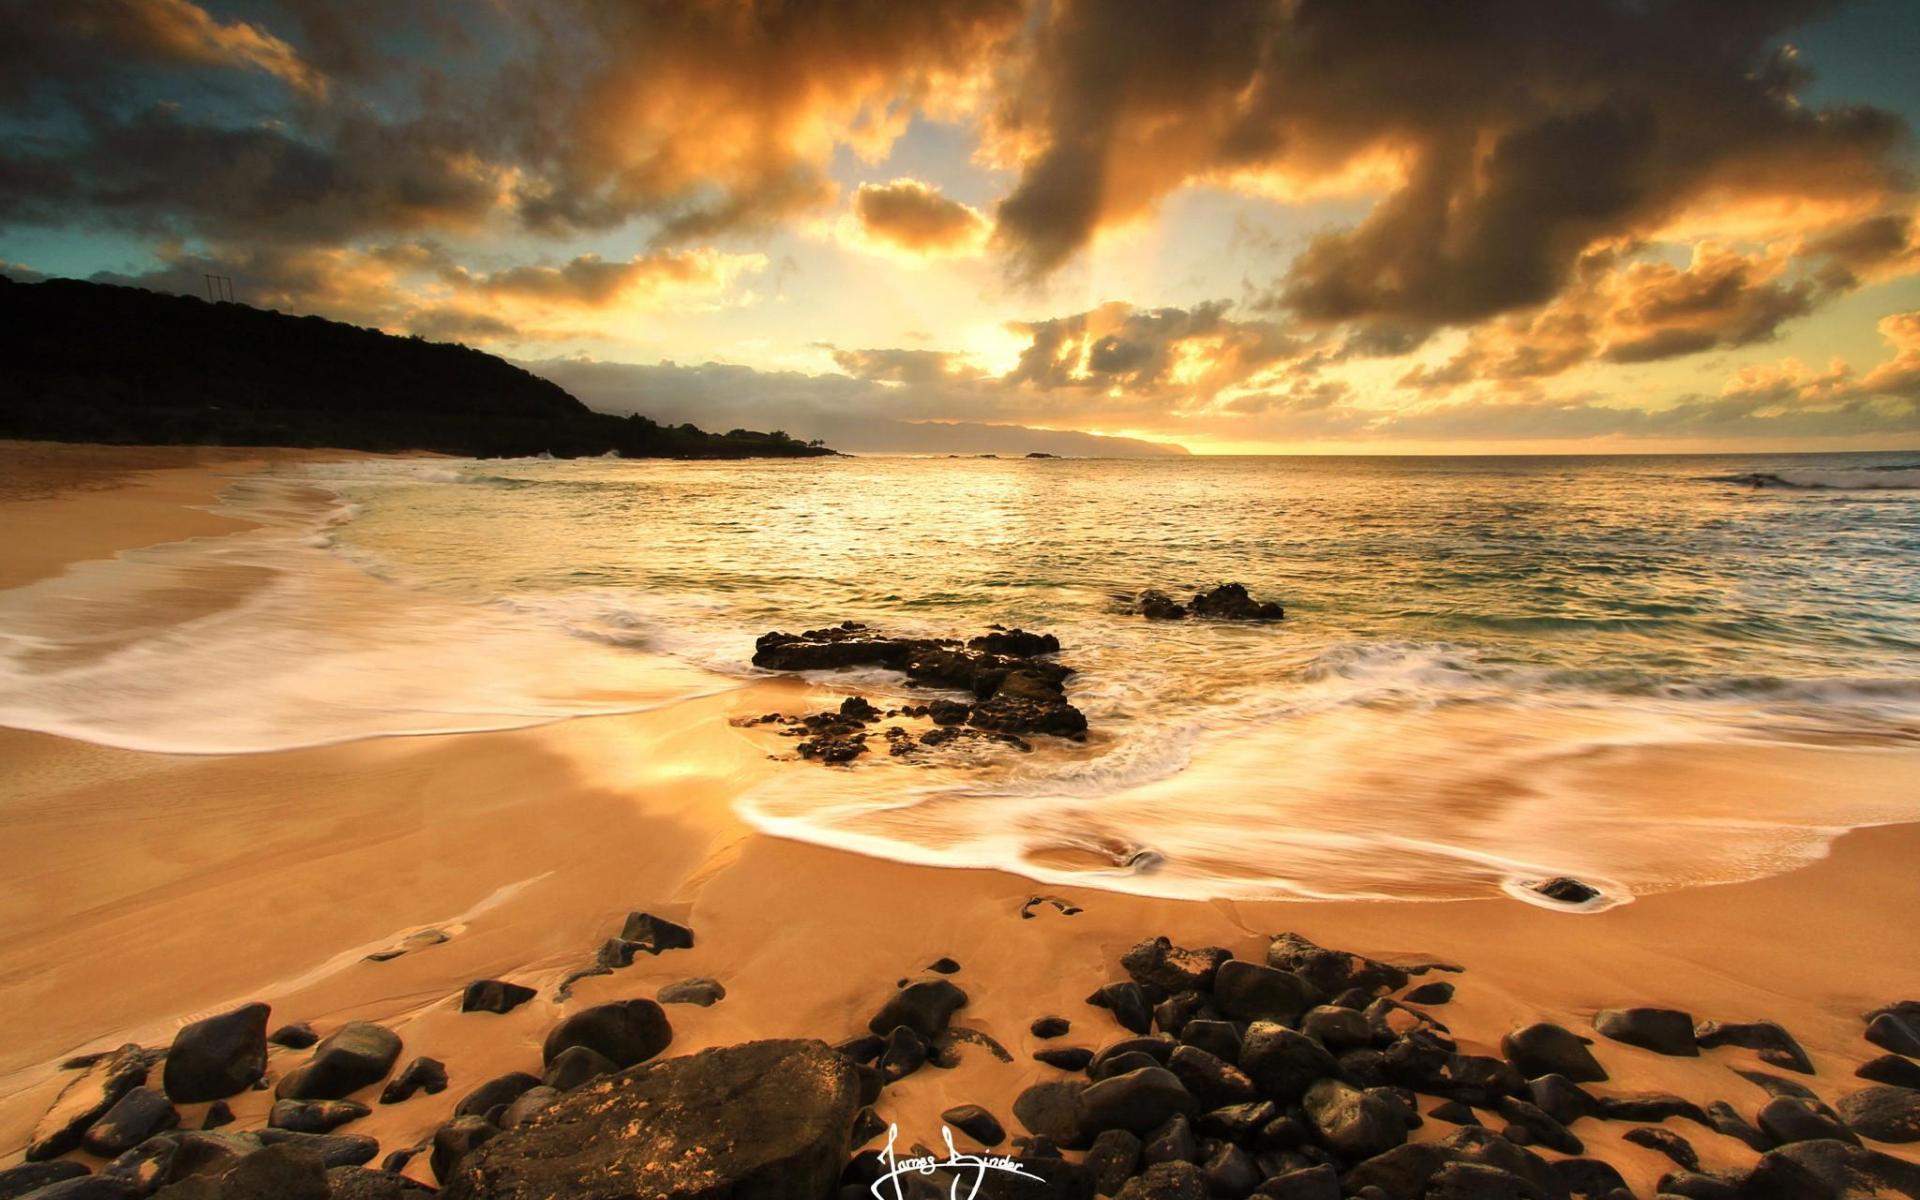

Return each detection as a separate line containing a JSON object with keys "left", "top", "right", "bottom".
{"left": 1714, "top": 466, "right": 1920, "bottom": 490}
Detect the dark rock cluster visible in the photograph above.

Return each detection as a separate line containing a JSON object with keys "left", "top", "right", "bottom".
{"left": 1129, "top": 584, "right": 1286, "bottom": 622}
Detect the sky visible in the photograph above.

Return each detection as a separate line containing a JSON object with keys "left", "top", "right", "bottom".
{"left": 2, "top": 0, "right": 1918, "bottom": 455}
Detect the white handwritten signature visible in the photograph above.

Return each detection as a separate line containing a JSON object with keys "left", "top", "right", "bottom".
{"left": 868, "top": 1123, "right": 1043, "bottom": 1200}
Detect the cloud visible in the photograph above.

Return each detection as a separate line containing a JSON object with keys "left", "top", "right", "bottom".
{"left": 0, "top": 0, "right": 325, "bottom": 103}
{"left": 847, "top": 179, "right": 988, "bottom": 257}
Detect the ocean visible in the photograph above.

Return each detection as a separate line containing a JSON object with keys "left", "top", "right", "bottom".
{"left": 3, "top": 452, "right": 1916, "bottom": 907}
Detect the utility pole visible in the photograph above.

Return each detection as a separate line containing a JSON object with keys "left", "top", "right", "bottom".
{"left": 203, "top": 274, "right": 234, "bottom": 303}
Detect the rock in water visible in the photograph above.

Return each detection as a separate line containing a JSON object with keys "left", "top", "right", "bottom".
{"left": 1529, "top": 878, "right": 1600, "bottom": 904}
{"left": 1188, "top": 583, "right": 1285, "bottom": 620}
{"left": 163, "top": 1003, "right": 270, "bottom": 1103}
{"left": 439, "top": 1039, "right": 858, "bottom": 1200}
{"left": 1837, "top": 1085, "right": 1920, "bottom": 1143}
{"left": 1592, "top": 1008, "right": 1698, "bottom": 1056}
{"left": 461, "top": 981, "right": 537, "bottom": 1015}
{"left": 28, "top": 1043, "right": 151, "bottom": 1160}
{"left": 541, "top": 999, "right": 672, "bottom": 1070}
{"left": 275, "top": 1022, "right": 403, "bottom": 1100}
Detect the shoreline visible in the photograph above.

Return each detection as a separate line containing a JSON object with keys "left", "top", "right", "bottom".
{"left": 1, "top": 443, "right": 1917, "bottom": 1197}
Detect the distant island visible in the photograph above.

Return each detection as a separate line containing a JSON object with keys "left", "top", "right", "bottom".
{"left": 0, "top": 276, "right": 834, "bottom": 460}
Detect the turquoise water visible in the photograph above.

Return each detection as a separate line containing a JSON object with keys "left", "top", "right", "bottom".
{"left": 2, "top": 451, "right": 1916, "bottom": 903}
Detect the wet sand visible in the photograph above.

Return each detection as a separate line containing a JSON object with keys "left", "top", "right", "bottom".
{"left": 1, "top": 443, "right": 1917, "bottom": 1195}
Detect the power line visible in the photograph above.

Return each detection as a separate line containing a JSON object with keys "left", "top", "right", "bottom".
{"left": 203, "top": 274, "right": 234, "bottom": 303}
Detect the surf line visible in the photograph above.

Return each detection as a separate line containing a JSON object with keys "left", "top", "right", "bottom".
{"left": 869, "top": 1122, "right": 1045, "bottom": 1199}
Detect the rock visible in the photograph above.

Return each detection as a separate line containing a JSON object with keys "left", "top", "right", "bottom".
{"left": 1426, "top": 1162, "right": 1538, "bottom": 1200}
{"left": 1705, "top": 1100, "right": 1772, "bottom": 1151}
{"left": 0, "top": 1163, "right": 91, "bottom": 1200}
{"left": 939, "top": 1104, "right": 1005, "bottom": 1147}
{"left": 1736, "top": 1067, "right": 1828, "bottom": 1104}
{"left": 80, "top": 1087, "right": 179, "bottom": 1157}
{"left": 1866, "top": 1014, "right": 1920, "bottom": 1059}
{"left": 1302, "top": 1078, "right": 1407, "bottom": 1160}
{"left": 1837, "top": 1085, "right": 1920, "bottom": 1143}
{"left": 1115, "top": 1161, "right": 1207, "bottom": 1200}
{"left": 1526, "top": 1074, "right": 1599, "bottom": 1126}
{"left": 1758, "top": 1095, "right": 1860, "bottom": 1147}
{"left": 1404, "top": 982, "right": 1454, "bottom": 1005}
{"left": 500, "top": 1087, "right": 560, "bottom": 1128}
{"left": 1181, "top": 1018, "right": 1244, "bottom": 1062}
{"left": 1501, "top": 1022, "right": 1606, "bottom": 1081}
{"left": 439, "top": 1039, "right": 856, "bottom": 1199}
{"left": 1694, "top": 1020, "right": 1814, "bottom": 1074}
{"left": 1592, "top": 1007, "right": 1697, "bottom": 1056}
{"left": 1167, "top": 1045, "right": 1255, "bottom": 1110}
{"left": 1299, "top": 1006, "right": 1373, "bottom": 1053}
{"left": 656, "top": 977, "right": 725, "bottom": 1006}
{"left": 1338, "top": 1142, "right": 1453, "bottom": 1200}
{"left": 1088, "top": 981, "right": 1155, "bottom": 1036}
{"left": 1493, "top": 1096, "right": 1582, "bottom": 1154}
{"left": 1596, "top": 1092, "right": 1710, "bottom": 1126}
{"left": 268, "top": 1100, "right": 369, "bottom": 1134}
{"left": 1189, "top": 583, "right": 1285, "bottom": 621}
{"left": 1203, "top": 1143, "right": 1261, "bottom": 1197}
{"left": 1529, "top": 878, "right": 1600, "bottom": 904}
{"left": 1429, "top": 1101, "right": 1481, "bottom": 1127}
{"left": 970, "top": 629, "right": 1060, "bottom": 657}
{"left": 27, "top": 1043, "right": 152, "bottom": 1161}
{"left": 1656, "top": 1169, "right": 1741, "bottom": 1200}
{"left": 1240, "top": 1022, "right": 1340, "bottom": 1103}
{"left": 1252, "top": 1163, "right": 1339, "bottom": 1200}
{"left": 1213, "top": 961, "right": 1318, "bottom": 1025}
{"left": 1742, "top": 1137, "right": 1920, "bottom": 1200}
{"left": 1143, "top": 1114, "right": 1198, "bottom": 1165}
{"left": 431, "top": 1116, "right": 500, "bottom": 1185}
{"left": 927, "top": 956, "right": 962, "bottom": 974}
{"left": 1081, "top": 1128, "right": 1141, "bottom": 1194}
{"left": 1035, "top": 1047, "right": 1094, "bottom": 1071}
{"left": 275, "top": 1023, "right": 402, "bottom": 1100}
{"left": 323, "top": 1167, "right": 437, "bottom": 1200}
{"left": 1122, "top": 938, "right": 1233, "bottom": 993}
{"left": 157, "top": 1005, "right": 270, "bottom": 1106}
{"left": 1093, "top": 1051, "right": 1164, "bottom": 1080}
{"left": 1079, "top": 1067, "right": 1198, "bottom": 1135}
{"left": 1013, "top": 1081, "right": 1087, "bottom": 1147}
{"left": 1031, "top": 1016, "right": 1071, "bottom": 1039}
{"left": 20, "top": 1177, "right": 143, "bottom": 1200}
{"left": 1267, "top": 933, "right": 1408, "bottom": 998}
{"left": 1859, "top": 1055, "right": 1920, "bottom": 1089}
{"left": 618, "top": 911, "right": 694, "bottom": 953}
{"left": 253, "top": 1129, "right": 381, "bottom": 1168}
{"left": 934, "top": 1025, "right": 1013, "bottom": 1067}
{"left": 1622, "top": 1126, "right": 1699, "bottom": 1170}
{"left": 453, "top": 1072, "right": 541, "bottom": 1120}
{"left": 869, "top": 979, "right": 968, "bottom": 1039}
{"left": 201, "top": 1102, "right": 234, "bottom": 1130}
{"left": 878, "top": 1025, "right": 927, "bottom": 1082}
{"left": 540, "top": 999, "right": 672, "bottom": 1069}
{"left": 155, "top": 1142, "right": 331, "bottom": 1200}
{"left": 461, "top": 981, "right": 537, "bottom": 1015}
{"left": 541, "top": 1045, "right": 615, "bottom": 1093}
{"left": 379, "top": 1056, "right": 448, "bottom": 1104}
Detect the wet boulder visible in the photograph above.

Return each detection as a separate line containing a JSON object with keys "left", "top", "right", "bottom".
{"left": 1742, "top": 1137, "right": 1920, "bottom": 1200}
{"left": 1239, "top": 1022, "right": 1340, "bottom": 1103}
{"left": 1089, "top": 981, "right": 1154, "bottom": 1035}
{"left": 1858, "top": 1055, "right": 1920, "bottom": 1089}
{"left": 267, "top": 1100, "right": 368, "bottom": 1135}
{"left": 163, "top": 1004, "right": 270, "bottom": 1103}
{"left": 618, "top": 912, "right": 694, "bottom": 954}
{"left": 378, "top": 1056, "right": 448, "bottom": 1104}
{"left": 1694, "top": 1019, "right": 1813, "bottom": 1074}
{"left": 868, "top": 979, "right": 968, "bottom": 1039}
{"left": 1266, "top": 933, "right": 1407, "bottom": 997}
{"left": 541, "top": 999, "right": 672, "bottom": 1070}
{"left": 1836, "top": 1085, "right": 1920, "bottom": 1143}
{"left": 1013, "top": 1081, "right": 1088, "bottom": 1147}
{"left": 275, "top": 1023, "right": 402, "bottom": 1100}
{"left": 968, "top": 629, "right": 1059, "bottom": 657}
{"left": 453, "top": 1072, "right": 541, "bottom": 1120}
{"left": 0, "top": 1162, "right": 91, "bottom": 1200}
{"left": 1866, "top": 1013, "right": 1920, "bottom": 1058}
{"left": 542, "top": 1045, "right": 617, "bottom": 1092}
{"left": 1213, "top": 961, "right": 1319, "bottom": 1025}
{"left": 82, "top": 1088, "right": 180, "bottom": 1157}
{"left": 656, "top": 977, "right": 725, "bottom": 1007}
{"left": 941, "top": 1104, "right": 1007, "bottom": 1147}
{"left": 1303, "top": 1079, "right": 1407, "bottom": 1161}
{"left": 1758, "top": 1096, "right": 1860, "bottom": 1147}
{"left": 28, "top": 1044, "right": 152, "bottom": 1161}
{"left": 1501, "top": 1023, "right": 1607, "bottom": 1082}
{"left": 460, "top": 980, "right": 537, "bottom": 1015}
{"left": 439, "top": 1039, "right": 858, "bottom": 1200}
{"left": 1189, "top": 584, "right": 1285, "bottom": 621}
{"left": 1622, "top": 1126, "right": 1698, "bottom": 1170}
{"left": 1078, "top": 1067, "right": 1198, "bottom": 1136}
{"left": 1592, "top": 1007, "right": 1698, "bottom": 1056}
{"left": 1528, "top": 878, "right": 1600, "bottom": 905}
{"left": 1121, "top": 937, "right": 1233, "bottom": 993}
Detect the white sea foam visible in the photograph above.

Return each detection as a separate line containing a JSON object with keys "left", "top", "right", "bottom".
{"left": 1719, "top": 466, "right": 1920, "bottom": 490}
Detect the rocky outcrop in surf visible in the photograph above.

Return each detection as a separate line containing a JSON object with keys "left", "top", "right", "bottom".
{"left": 1128, "top": 582, "right": 1287, "bottom": 621}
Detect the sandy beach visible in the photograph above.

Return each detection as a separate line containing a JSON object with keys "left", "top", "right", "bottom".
{"left": 1, "top": 445, "right": 1918, "bottom": 1197}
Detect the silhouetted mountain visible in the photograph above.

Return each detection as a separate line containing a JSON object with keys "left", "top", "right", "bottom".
{"left": 0, "top": 275, "right": 833, "bottom": 459}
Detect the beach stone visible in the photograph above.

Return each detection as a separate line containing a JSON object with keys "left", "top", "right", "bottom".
{"left": 1198, "top": 1099, "right": 1277, "bottom": 1142}
{"left": 500, "top": 1086, "right": 560, "bottom": 1128}
{"left": 1266, "top": 932, "right": 1408, "bottom": 997}
{"left": 1694, "top": 1020, "right": 1814, "bottom": 1074}
{"left": 267, "top": 1023, "right": 317, "bottom": 1050}
{"left": 941, "top": 1104, "right": 1006, "bottom": 1147}
{"left": 1651, "top": 1170, "right": 1738, "bottom": 1200}
{"left": 542, "top": 1045, "right": 616, "bottom": 1092}
{"left": 1501, "top": 1023, "right": 1607, "bottom": 1082}
{"left": 1115, "top": 1161, "right": 1206, "bottom": 1200}
{"left": 1214, "top": 961, "right": 1319, "bottom": 1025}
{"left": 1032, "top": 1016, "right": 1071, "bottom": 1039}
{"left": 453, "top": 1072, "right": 541, "bottom": 1120}
{"left": 1526, "top": 1074, "right": 1599, "bottom": 1126}
{"left": 254, "top": 1129, "right": 382, "bottom": 1168}
{"left": 1153, "top": 990, "right": 1211, "bottom": 1038}
{"left": 618, "top": 911, "right": 694, "bottom": 953}
{"left": 431, "top": 1117, "right": 499, "bottom": 1186}
{"left": 162, "top": 1005, "right": 270, "bottom": 1105}
{"left": 1339, "top": 1141, "right": 1452, "bottom": 1200}
{"left": 1837, "top": 1085, "right": 1920, "bottom": 1143}
{"left": 1089, "top": 981, "right": 1154, "bottom": 1035}
{"left": 1741, "top": 1137, "right": 1920, "bottom": 1200}
{"left": 323, "top": 1167, "right": 436, "bottom": 1200}
{"left": 1429, "top": 1100, "right": 1481, "bottom": 1126}
{"left": 878, "top": 1024, "right": 927, "bottom": 1082}
{"left": 1143, "top": 1113, "right": 1198, "bottom": 1165}
{"left": 1303, "top": 1078, "right": 1406, "bottom": 1160}
{"left": 0, "top": 1162, "right": 91, "bottom": 1200}
{"left": 1168, "top": 1044, "right": 1256, "bottom": 1109}
{"left": 1858, "top": 1055, "right": 1920, "bottom": 1089}
{"left": 656, "top": 977, "right": 725, "bottom": 1007}
{"left": 1300, "top": 1006, "right": 1373, "bottom": 1052}
{"left": 461, "top": 980, "right": 536, "bottom": 1015}
{"left": 1239, "top": 1022, "right": 1340, "bottom": 1103}
{"left": 1623, "top": 1126, "right": 1699, "bottom": 1170}
{"left": 1253, "top": 1163, "right": 1339, "bottom": 1200}
{"left": 1597, "top": 1092, "right": 1710, "bottom": 1126}
{"left": 275, "top": 1022, "right": 401, "bottom": 1100}
{"left": 1190, "top": 583, "right": 1285, "bottom": 621}
{"left": 438, "top": 1038, "right": 857, "bottom": 1199}
{"left": 200, "top": 1102, "right": 234, "bottom": 1131}
{"left": 1404, "top": 982, "right": 1455, "bottom": 1006}
{"left": 1122, "top": 937, "right": 1233, "bottom": 993}
{"left": 1758, "top": 1095, "right": 1860, "bottom": 1147}
{"left": 870, "top": 979, "right": 968, "bottom": 1039}
{"left": 1867, "top": 1014, "right": 1920, "bottom": 1059}
{"left": 541, "top": 999, "right": 671, "bottom": 1069}
{"left": 1093, "top": 1035, "right": 1177, "bottom": 1070}
{"left": 379, "top": 1056, "right": 448, "bottom": 1104}
{"left": 1529, "top": 878, "right": 1600, "bottom": 905}
{"left": 1181, "top": 1018, "right": 1243, "bottom": 1062}
{"left": 1134, "top": 590, "right": 1187, "bottom": 621}
{"left": 1034, "top": 1046, "right": 1094, "bottom": 1071}
{"left": 1203, "top": 1143, "right": 1261, "bottom": 1197}
{"left": 1737, "top": 1067, "right": 1828, "bottom": 1104}
{"left": 1705, "top": 1100, "right": 1772, "bottom": 1151}
{"left": 268, "top": 1099, "right": 368, "bottom": 1135}
{"left": 27, "top": 1043, "right": 152, "bottom": 1161}
{"left": 1079, "top": 1066, "right": 1198, "bottom": 1135}
{"left": 1494, "top": 1096, "right": 1582, "bottom": 1154}
{"left": 1425, "top": 1162, "right": 1537, "bottom": 1200}
{"left": 1013, "top": 1081, "right": 1087, "bottom": 1147}
{"left": 81, "top": 1087, "right": 179, "bottom": 1157}
{"left": 1553, "top": 1158, "right": 1629, "bottom": 1199}
{"left": 151, "top": 1142, "right": 331, "bottom": 1200}
{"left": 1593, "top": 1007, "right": 1698, "bottom": 1056}
{"left": 835, "top": 1033, "right": 884, "bottom": 1064}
